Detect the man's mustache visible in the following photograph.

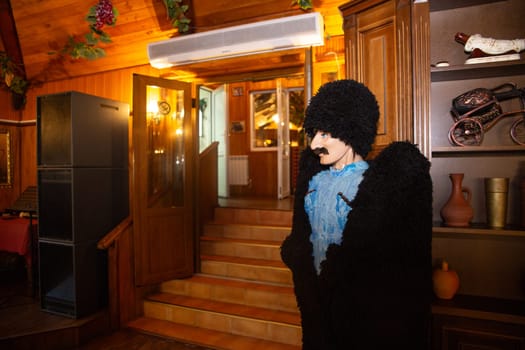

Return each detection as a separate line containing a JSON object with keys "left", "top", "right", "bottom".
{"left": 313, "top": 147, "right": 328, "bottom": 156}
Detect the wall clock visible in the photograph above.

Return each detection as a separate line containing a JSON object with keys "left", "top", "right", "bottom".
{"left": 158, "top": 101, "right": 171, "bottom": 115}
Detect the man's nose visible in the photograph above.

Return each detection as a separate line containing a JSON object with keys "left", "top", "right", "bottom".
{"left": 310, "top": 133, "right": 322, "bottom": 150}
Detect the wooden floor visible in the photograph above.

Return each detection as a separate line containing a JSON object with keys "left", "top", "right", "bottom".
{"left": 0, "top": 272, "right": 215, "bottom": 350}
{"left": 0, "top": 196, "right": 294, "bottom": 349}
{"left": 218, "top": 196, "right": 294, "bottom": 211}
{"left": 79, "top": 329, "right": 214, "bottom": 349}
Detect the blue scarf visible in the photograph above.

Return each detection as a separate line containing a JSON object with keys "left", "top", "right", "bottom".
{"left": 305, "top": 161, "right": 368, "bottom": 274}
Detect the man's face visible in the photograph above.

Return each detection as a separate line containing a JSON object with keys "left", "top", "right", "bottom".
{"left": 310, "top": 130, "right": 353, "bottom": 169}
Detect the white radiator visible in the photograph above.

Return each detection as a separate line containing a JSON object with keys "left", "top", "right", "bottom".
{"left": 228, "top": 155, "right": 249, "bottom": 185}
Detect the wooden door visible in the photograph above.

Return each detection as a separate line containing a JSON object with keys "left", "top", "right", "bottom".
{"left": 358, "top": 1, "right": 397, "bottom": 156}
{"left": 132, "top": 74, "right": 195, "bottom": 286}
{"left": 340, "top": 0, "right": 413, "bottom": 158}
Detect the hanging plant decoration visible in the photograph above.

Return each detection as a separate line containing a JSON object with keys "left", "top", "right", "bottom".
{"left": 0, "top": 52, "right": 29, "bottom": 109}
{"left": 293, "top": 0, "right": 313, "bottom": 10}
{"left": 163, "top": 0, "right": 191, "bottom": 34}
{"left": 55, "top": 0, "right": 119, "bottom": 60}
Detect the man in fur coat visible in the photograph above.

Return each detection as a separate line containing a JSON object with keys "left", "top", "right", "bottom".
{"left": 281, "top": 79, "right": 433, "bottom": 349}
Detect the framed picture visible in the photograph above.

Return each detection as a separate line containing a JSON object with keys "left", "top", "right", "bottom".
{"left": 0, "top": 129, "right": 11, "bottom": 187}
{"left": 230, "top": 121, "right": 245, "bottom": 133}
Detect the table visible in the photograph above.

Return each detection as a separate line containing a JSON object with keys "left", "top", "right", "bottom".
{"left": 0, "top": 217, "right": 34, "bottom": 287}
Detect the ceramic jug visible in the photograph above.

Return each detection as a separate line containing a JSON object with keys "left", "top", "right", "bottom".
{"left": 440, "top": 173, "right": 474, "bottom": 227}
{"left": 433, "top": 260, "right": 460, "bottom": 300}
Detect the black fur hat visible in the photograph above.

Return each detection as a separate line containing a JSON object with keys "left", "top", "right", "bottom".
{"left": 304, "top": 79, "right": 379, "bottom": 158}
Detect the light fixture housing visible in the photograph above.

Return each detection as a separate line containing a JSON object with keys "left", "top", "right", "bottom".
{"left": 147, "top": 12, "right": 324, "bottom": 69}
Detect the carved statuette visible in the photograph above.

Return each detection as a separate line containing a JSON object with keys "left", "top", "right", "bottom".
{"left": 455, "top": 32, "right": 525, "bottom": 64}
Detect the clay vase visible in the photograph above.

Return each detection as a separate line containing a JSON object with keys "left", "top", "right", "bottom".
{"left": 433, "top": 261, "right": 460, "bottom": 300}
{"left": 440, "top": 173, "right": 474, "bottom": 227}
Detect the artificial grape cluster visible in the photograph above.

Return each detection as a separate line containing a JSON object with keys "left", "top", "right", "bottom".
{"left": 95, "top": 0, "right": 115, "bottom": 31}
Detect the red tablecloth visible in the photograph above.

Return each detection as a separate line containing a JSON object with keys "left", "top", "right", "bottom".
{"left": 0, "top": 217, "right": 31, "bottom": 264}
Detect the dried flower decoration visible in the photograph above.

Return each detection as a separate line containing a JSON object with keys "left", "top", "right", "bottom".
{"left": 0, "top": 52, "right": 29, "bottom": 109}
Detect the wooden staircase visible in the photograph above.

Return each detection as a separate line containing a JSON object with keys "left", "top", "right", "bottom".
{"left": 128, "top": 206, "right": 301, "bottom": 350}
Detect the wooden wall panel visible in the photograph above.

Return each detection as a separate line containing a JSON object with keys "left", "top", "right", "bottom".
{"left": 0, "top": 64, "right": 161, "bottom": 211}
{"left": 19, "top": 124, "right": 36, "bottom": 194}
{"left": 0, "top": 89, "right": 23, "bottom": 121}
{"left": 22, "top": 64, "right": 159, "bottom": 120}
{"left": 250, "top": 151, "right": 277, "bottom": 197}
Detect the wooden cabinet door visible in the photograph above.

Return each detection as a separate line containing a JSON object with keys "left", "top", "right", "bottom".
{"left": 432, "top": 314, "right": 525, "bottom": 350}
{"left": 341, "top": 0, "right": 413, "bottom": 158}
{"left": 132, "top": 74, "right": 195, "bottom": 286}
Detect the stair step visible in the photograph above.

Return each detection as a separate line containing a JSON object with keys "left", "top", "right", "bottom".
{"left": 200, "top": 236, "right": 282, "bottom": 261}
{"left": 128, "top": 317, "right": 301, "bottom": 350}
{"left": 200, "top": 255, "right": 293, "bottom": 284}
{"left": 213, "top": 207, "right": 292, "bottom": 226}
{"left": 139, "top": 206, "right": 299, "bottom": 348}
{"left": 161, "top": 274, "right": 298, "bottom": 313}
{"left": 147, "top": 293, "right": 300, "bottom": 325}
{"left": 143, "top": 294, "right": 301, "bottom": 346}
{"left": 203, "top": 222, "right": 291, "bottom": 242}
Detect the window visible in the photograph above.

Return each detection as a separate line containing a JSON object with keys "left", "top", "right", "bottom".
{"left": 250, "top": 87, "right": 305, "bottom": 151}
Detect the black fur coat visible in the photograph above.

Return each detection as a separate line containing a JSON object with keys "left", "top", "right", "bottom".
{"left": 281, "top": 141, "right": 433, "bottom": 350}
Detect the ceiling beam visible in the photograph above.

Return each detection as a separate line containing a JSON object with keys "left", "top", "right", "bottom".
{"left": 0, "top": 0, "right": 26, "bottom": 79}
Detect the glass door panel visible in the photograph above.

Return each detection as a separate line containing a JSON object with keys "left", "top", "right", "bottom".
{"left": 277, "top": 78, "right": 290, "bottom": 199}
{"left": 146, "top": 85, "right": 185, "bottom": 208}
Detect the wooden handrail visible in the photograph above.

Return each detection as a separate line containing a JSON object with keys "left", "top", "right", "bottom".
{"left": 200, "top": 141, "right": 219, "bottom": 158}
{"left": 97, "top": 216, "right": 133, "bottom": 250}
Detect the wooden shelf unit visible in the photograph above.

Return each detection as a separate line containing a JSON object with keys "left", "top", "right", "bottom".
{"left": 424, "top": 0, "right": 524, "bottom": 348}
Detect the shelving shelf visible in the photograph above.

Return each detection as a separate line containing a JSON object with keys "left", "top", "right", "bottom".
{"left": 431, "top": 59, "right": 525, "bottom": 82}
{"left": 432, "top": 145, "right": 525, "bottom": 155}
{"left": 429, "top": 0, "right": 506, "bottom": 12}
{"left": 432, "top": 294, "right": 525, "bottom": 322}
{"left": 433, "top": 222, "right": 525, "bottom": 238}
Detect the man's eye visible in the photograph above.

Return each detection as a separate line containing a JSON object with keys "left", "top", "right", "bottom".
{"left": 320, "top": 132, "right": 328, "bottom": 138}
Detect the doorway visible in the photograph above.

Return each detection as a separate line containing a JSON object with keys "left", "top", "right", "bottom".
{"left": 198, "top": 85, "right": 228, "bottom": 198}
{"left": 198, "top": 74, "right": 307, "bottom": 199}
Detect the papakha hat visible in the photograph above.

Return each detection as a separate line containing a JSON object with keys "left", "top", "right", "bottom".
{"left": 304, "top": 79, "right": 379, "bottom": 158}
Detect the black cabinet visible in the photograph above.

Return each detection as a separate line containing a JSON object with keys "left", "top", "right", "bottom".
{"left": 37, "top": 91, "right": 129, "bottom": 318}
{"left": 37, "top": 91, "right": 128, "bottom": 168}
{"left": 39, "top": 240, "right": 108, "bottom": 318}
{"left": 38, "top": 168, "right": 128, "bottom": 243}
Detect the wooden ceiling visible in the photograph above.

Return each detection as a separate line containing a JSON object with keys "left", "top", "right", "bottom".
{"left": 0, "top": 0, "right": 346, "bottom": 85}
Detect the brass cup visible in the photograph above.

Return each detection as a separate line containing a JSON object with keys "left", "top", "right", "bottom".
{"left": 484, "top": 177, "right": 509, "bottom": 228}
